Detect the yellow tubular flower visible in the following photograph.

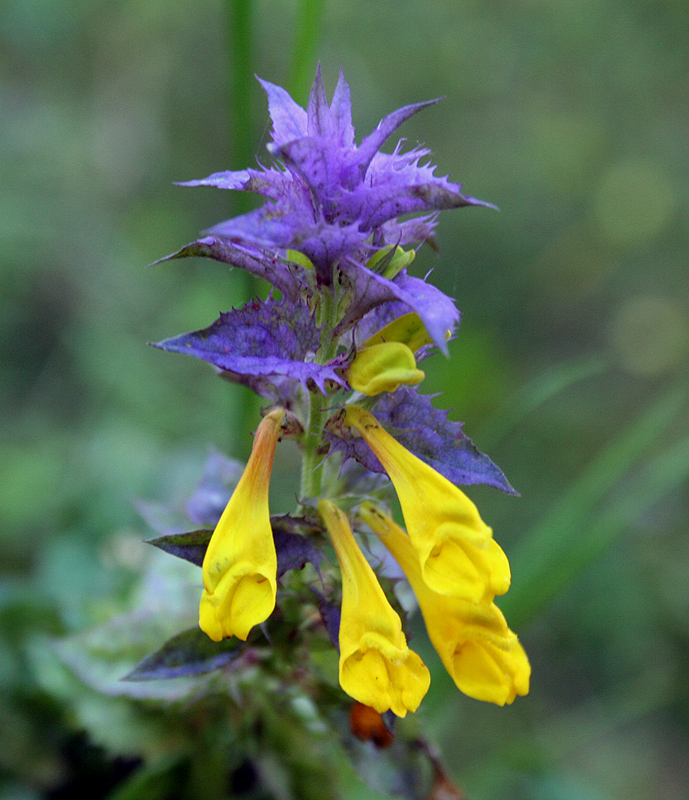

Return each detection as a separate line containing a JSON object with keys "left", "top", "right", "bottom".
{"left": 200, "top": 408, "right": 285, "bottom": 642}
{"left": 343, "top": 405, "right": 510, "bottom": 601}
{"left": 318, "top": 500, "right": 430, "bottom": 717}
{"left": 347, "top": 313, "right": 433, "bottom": 397}
{"left": 359, "top": 503, "right": 530, "bottom": 706}
{"left": 347, "top": 341, "right": 425, "bottom": 396}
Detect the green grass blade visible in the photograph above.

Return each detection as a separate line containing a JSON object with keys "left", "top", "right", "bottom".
{"left": 227, "top": 0, "right": 254, "bottom": 214}
{"left": 501, "top": 383, "right": 688, "bottom": 627}
{"left": 478, "top": 354, "right": 607, "bottom": 449}
{"left": 288, "top": 0, "right": 326, "bottom": 105}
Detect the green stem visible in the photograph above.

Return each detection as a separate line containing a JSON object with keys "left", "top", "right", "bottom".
{"left": 300, "top": 389, "right": 329, "bottom": 500}
{"left": 300, "top": 288, "right": 340, "bottom": 499}
{"left": 288, "top": 0, "right": 326, "bottom": 104}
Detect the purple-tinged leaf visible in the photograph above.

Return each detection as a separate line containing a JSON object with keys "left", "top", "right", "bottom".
{"left": 178, "top": 167, "right": 294, "bottom": 204}
{"left": 146, "top": 516, "right": 325, "bottom": 579}
{"left": 326, "top": 388, "right": 516, "bottom": 494}
{"left": 270, "top": 137, "right": 337, "bottom": 197}
{"left": 345, "top": 98, "right": 442, "bottom": 187}
{"left": 274, "top": 530, "right": 324, "bottom": 581}
{"left": 307, "top": 64, "right": 335, "bottom": 139}
{"left": 330, "top": 69, "right": 354, "bottom": 148}
{"left": 122, "top": 627, "right": 241, "bottom": 681}
{"left": 178, "top": 169, "right": 250, "bottom": 190}
{"left": 146, "top": 529, "right": 212, "bottom": 568}
{"left": 339, "top": 148, "right": 494, "bottom": 230}
{"left": 257, "top": 77, "right": 308, "bottom": 145}
{"left": 372, "top": 387, "right": 516, "bottom": 493}
{"left": 377, "top": 214, "right": 439, "bottom": 250}
{"left": 153, "top": 297, "right": 345, "bottom": 394}
{"left": 393, "top": 272, "right": 460, "bottom": 348}
{"left": 150, "top": 236, "right": 301, "bottom": 300}
{"left": 271, "top": 513, "right": 325, "bottom": 580}
{"left": 335, "top": 266, "right": 458, "bottom": 355}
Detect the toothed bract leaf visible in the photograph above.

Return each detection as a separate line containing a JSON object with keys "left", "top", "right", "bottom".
{"left": 335, "top": 267, "right": 459, "bottom": 355}
{"left": 123, "top": 627, "right": 242, "bottom": 681}
{"left": 328, "top": 387, "right": 515, "bottom": 493}
{"left": 153, "top": 297, "right": 343, "bottom": 393}
{"left": 150, "top": 236, "right": 301, "bottom": 301}
{"left": 146, "top": 529, "right": 213, "bottom": 567}
{"left": 146, "top": 519, "right": 323, "bottom": 580}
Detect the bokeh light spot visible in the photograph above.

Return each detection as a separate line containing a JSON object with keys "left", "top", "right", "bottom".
{"left": 594, "top": 160, "right": 675, "bottom": 248}
{"left": 608, "top": 294, "right": 689, "bottom": 376}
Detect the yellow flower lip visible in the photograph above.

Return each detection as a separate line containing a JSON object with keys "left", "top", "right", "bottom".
{"left": 361, "top": 312, "right": 432, "bottom": 352}
{"left": 358, "top": 502, "right": 530, "bottom": 705}
{"left": 318, "top": 500, "right": 430, "bottom": 717}
{"left": 199, "top": 408, "right": 285, "bottom": 642}
{"left": 343, "top": 405, "right": 510, "bottom": 602}
{"left": 346, "top": 341, "right": 425, "bottom": 396}
{"left": 346, "top": 313, "right": 432, "bottom": 397}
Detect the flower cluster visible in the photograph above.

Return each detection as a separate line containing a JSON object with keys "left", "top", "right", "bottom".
{"left": 152, "top": 67, "right": 529, "bottom": 718}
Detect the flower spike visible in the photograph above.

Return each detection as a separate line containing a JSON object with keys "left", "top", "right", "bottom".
{"left": 318, "top": 500, "right": 430, "bottom": 717}
{"left": 343, "top": 405, "right": 510, "bottom": 601}
{"left": 200, "top": 408, "right": 285, "bottom": 642}
{"left": 149, "top": 67, "right": 528, "bottom": 738}
{"left": 359, "top": 503, "right": 530, "bottom": 705}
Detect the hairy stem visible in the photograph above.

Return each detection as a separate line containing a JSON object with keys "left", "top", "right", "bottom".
{"left": 300, "top": 288, "right": 341, "bottom": 500}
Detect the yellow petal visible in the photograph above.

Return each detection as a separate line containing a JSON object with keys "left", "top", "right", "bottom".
{"left": 340, "top": 635, "right": 430, "bottom": 717}
{"left": 200, "top": 408, "right": 285, "bottom": 642}
{"left": 362, "top": 312, "right": 433, "bottom": 353}
{"left": 344, "top": 406, "right": 510, "bottom": 601}
{"left": 319, "top": 500, "right": 430, "bottom": 717}
{"left": 359, "top": 502, "right": 530, "bottom": 705}
{"left": 347, "top": 341, "right": 425, "bottom": 396}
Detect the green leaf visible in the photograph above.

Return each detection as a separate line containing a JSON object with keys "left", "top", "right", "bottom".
{"left": 105, "top": 755, "right": 186, "bottom": 800}
{"left": 123, "top": 627, "right": 242, "bottom": 681}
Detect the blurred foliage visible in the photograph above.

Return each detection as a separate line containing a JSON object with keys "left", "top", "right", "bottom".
{"left": 1, "top": 0, "right": 688, "bottom": 798}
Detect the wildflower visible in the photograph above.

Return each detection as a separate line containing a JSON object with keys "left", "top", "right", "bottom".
{"left": 343, "top": 405, "right": 510, "bottom": 601}
{"left": 199, "top": 408, "right": 285, "bottom": 642}
{"left": 359, "top": 503, "right": 530, "bottom": 705}
{"left": 148, "top": 68, "right": 528, "bottom": 752}
{"left": 318, "top": 500, "right": 430, "bottom": 717}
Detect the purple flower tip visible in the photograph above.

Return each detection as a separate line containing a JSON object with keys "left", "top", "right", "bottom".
{"left": 185, "top": 68, "right": 490, "bottom": 278}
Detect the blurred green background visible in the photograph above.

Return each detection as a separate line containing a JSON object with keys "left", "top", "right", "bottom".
{"left": 2, "top": 1, "right": 688, "bottom": 798}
